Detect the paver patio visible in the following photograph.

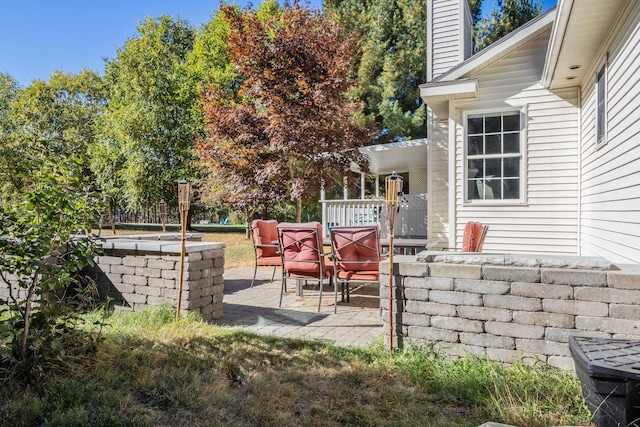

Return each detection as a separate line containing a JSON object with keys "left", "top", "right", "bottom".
{"left": 214, "top": 267, "right": 384, "bottom": 347}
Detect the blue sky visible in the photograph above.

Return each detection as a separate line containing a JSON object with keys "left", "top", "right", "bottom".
{"left": 1, "top": 0, "right": 556, "bottom": 87}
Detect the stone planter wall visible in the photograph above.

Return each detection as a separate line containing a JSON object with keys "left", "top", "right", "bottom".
{"left": 84, "top": 239, "right": 225, "bottom": 320}
{"left": 0, "top": 235, "right": 225, "bottom": 321}
{"left": 380, "top": 252, "right": 640, "bottom": 370}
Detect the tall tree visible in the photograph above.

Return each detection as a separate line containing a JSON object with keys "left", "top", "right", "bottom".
{"left": 473, "top": 0, "right": 542, "bottom": 52}
{"left": 0, "top": 70, "right": 104, "bottom": 201}
{"left": 199, "top": 3, "right": 374, "bottom": 221}
{"left": 0, "top": 73, "right": 20, "bottom": 199}
{"left": 468, "top": 0, "right": 483, "bottom": 25}
{"left": 93, "top": 16, "right": 198, "bottom": 213}
{"left": 185, "top": 5, "right": 242, "bottom": 213}
{"left": 324, "top": 0, "right": 426, "bottom": 143}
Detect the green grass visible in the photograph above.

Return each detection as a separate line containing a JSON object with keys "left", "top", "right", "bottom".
{"left": 0, "top": 305, "right": 592, "bottom": 427}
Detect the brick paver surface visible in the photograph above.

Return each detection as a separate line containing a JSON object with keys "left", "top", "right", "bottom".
{"left": 213, "top": 267, "right": 384, "bottom": 347}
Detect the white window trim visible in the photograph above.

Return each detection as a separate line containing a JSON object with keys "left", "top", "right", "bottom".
{"left": 462, "top": 107, "right": 527, "bottom": 205}
{"left": 595, "top": 55, "right": 608, "bottom": 148}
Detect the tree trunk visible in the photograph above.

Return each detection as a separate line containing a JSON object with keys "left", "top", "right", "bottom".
{"left": 296, "top": 198, "right": 302, "bottom": 222}
{"left": 21, "top": 275, "right": 39, "bottom": 357}
{"left": 245, "top": 207, "right": 250, "bottom": 239}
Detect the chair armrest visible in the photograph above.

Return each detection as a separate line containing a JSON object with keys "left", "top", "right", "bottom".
{"left": 254, "top": 243, "right": 279, "bottom": 248}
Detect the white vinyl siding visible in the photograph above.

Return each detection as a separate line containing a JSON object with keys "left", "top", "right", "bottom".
{"left": 452, "top": 30, "right": 580, "bottom": 254}
{"left": 462, "top": 0, "right": 473, "bottom": 60}
{"left": 429, "top": 0, "right": 471, "bottom": 80}
{"left": 427, "top": 107, "right": 450, "bottom": 246}
{"left": 579, "top": 3, "right": 640, "bottom": 264}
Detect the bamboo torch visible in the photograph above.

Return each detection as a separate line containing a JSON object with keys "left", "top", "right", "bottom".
{"left": 176, "top": 180, "right": 191, "bottom": 319}
{"left": 158, "top": 199, "right": 167, "bottom": 233}
{"left": 385, "top": 172, "right": 403, "bottom": 351}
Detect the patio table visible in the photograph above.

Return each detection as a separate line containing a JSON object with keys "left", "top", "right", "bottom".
{"left": 380, "top": 238, "right": 436, "bottom": 255}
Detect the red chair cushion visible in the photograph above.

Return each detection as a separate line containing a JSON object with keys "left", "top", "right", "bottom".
{"left": 278, "top": 222, "right": 329, "bottom": 276}
{"left": 332, "top": 227, "right": 379, "bottom": 272}
{"left": 337, "top": 270, "right": 379, "bottom": 281}
{"left": 252, "top": 219, "right": 279, "bottom": 258}
{"left": 289, "top": 263, "right": 334, "bottom": 278}
{"left": 256, "top": 256, "right": 282, "bottom": 266}
{"left": 462, "top": 221, "right": 484, "bottom": 252}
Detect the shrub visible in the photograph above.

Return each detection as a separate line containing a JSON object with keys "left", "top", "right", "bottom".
{"left": 0, "top": 156, "right": 105, "bottom": 381}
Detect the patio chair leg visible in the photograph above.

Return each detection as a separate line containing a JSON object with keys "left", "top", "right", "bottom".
{"left": 271, "top": 266, "right": 276, "bottom": 282}
{"left": 251, "top": 265, "right": 258, "bottom": 288}
{"left": 317, "top": 278, "right": 323, "bottom": 312}
{"left": 333, "top": 276, "right": 337, "bottom": 313}
{"left": 279, "top": 277, "right": 285, "bottom": 308}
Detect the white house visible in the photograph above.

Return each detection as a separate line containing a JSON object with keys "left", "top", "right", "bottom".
{"left": 419, "top": 0, "right": 640, "bottom": 265}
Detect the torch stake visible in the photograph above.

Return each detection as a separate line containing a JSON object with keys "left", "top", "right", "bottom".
{"left": 176, "top": 181, "right": 190, "bottom": 319}
{"left": 385, "top": 172, "right": 403, "bottom": 352}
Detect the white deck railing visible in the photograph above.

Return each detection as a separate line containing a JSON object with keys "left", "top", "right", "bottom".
{"left": 321, "top": 194, "right": 428, "bottom": 239}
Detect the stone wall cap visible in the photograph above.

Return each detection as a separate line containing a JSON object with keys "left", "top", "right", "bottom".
{"left": 380, "top": 255, "right": 417, "bottom": 266}
{"left": 101, "top": 232, "right": 204, "bottom": 241}
{"left": 610, "top": 263, "right": 640, "bottom": 273}
{"left": 414, "top": 251, "right": 611, "bottom": 270}
{"left": 99, "top": 240, "right": 225, "bottom": 253}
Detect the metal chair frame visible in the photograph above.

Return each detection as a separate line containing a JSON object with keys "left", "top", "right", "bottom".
{"left": 330, "top": 225, "right": 381, "bottom": 306}
{"left": 250, "top": 220, "right": 282, "bottom": 287}
{"left": 277, "top": 223, "right": 334, "bottom": 312}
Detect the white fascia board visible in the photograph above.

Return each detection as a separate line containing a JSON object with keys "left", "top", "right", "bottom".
{"left": 435, "top": 10, "right": 556, "bottom": 83}
{"left": 542, "top": 0, "right": 574, "bottom": 89}
{"left": 420, "top": 78, "right": 478, "bottom": 101}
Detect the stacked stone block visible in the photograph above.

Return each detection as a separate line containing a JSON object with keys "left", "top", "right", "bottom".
{"left": 85, "top": 240, "right": 225, "bottom": 321}
{"left": 381, "top": 253, "right": 640, "bottom": 370}
{"left": 0, "top": 272, "right": 29, "bottom": 301}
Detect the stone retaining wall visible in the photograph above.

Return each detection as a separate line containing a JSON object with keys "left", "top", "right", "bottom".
{"left": 380, "top": 252, "right": 640, "bottom": 370}
{"left": 0, "top": 235, "right": 225, "bottom": 321}
{"left": 83, "top": 239, "right": 225, "bottom": 321}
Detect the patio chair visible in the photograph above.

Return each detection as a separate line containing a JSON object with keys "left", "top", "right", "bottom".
{"left": 250, "top": 219, "right": 282, "bottom": 287}
{"left": 277, "top": 222, "right": 334, "bottom": 312}
{"left": 330, "top": 226, "right": 381, "bottom": 307}
{"left": 441, "top": 221, "right": 489, "bottom": 252}
{"left": 461, "top": 221, "right": 488, "bottom": 252}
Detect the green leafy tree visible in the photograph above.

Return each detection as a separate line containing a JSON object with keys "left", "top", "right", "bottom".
{"left": 199, "top": 3, "right": 374, "bottom": 221}
{"left": 0, "top": 72, "right": 106, "bottom": 380}
{"left": 468, "top": 0, "right": 483, "bottom": 25}
{"left": 0, "top": 73, "right": 21, "bottom": 198}
{"left": 324, "top": 0, "right": 426, "bottom": 143}
{"left": 0, "top": 71, "right": 104, "bottom": 199}
{"left": 185, "top": 6, "right": 242, "bottom": 214}
{"left": 93, "top": 16, "right": 199, "bottom": 214}
{"left": 473, "top": 0, "right": 542, "bottom": 52}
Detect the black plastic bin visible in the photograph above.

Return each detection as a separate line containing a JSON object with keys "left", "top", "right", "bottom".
{"left": 569, "top": 336, "right": 640, "bottom": 427}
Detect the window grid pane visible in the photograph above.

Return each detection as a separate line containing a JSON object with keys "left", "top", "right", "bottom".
{"left": 466, "top": 111, "right": 521, "bottom": 201}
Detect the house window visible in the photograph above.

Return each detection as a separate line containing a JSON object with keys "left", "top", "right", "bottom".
{"left": 596, "top": 60, "right": 607, "bottom": 146}
{"left": 466, "top": 111, "right": 522, "bottom": 201}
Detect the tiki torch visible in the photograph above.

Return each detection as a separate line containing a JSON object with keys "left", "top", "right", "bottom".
{"left": 385, "top": 172, "right": 403, "bottom": 351}
{"left": 158, "top": 199, "right": 167, "bottom": 233}
{"left": 176, "top": 180, "right": 191, "bottom": 319}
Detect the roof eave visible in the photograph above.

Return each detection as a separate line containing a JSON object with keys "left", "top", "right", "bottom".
{"left": 541, "top": 0, "right": 574, "bottom": 89}
{"left": 419, "top": 78, "right": 479, "bottom": 101}
{"left": 433, "top": 8, "right": 557, "bottom": 83}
